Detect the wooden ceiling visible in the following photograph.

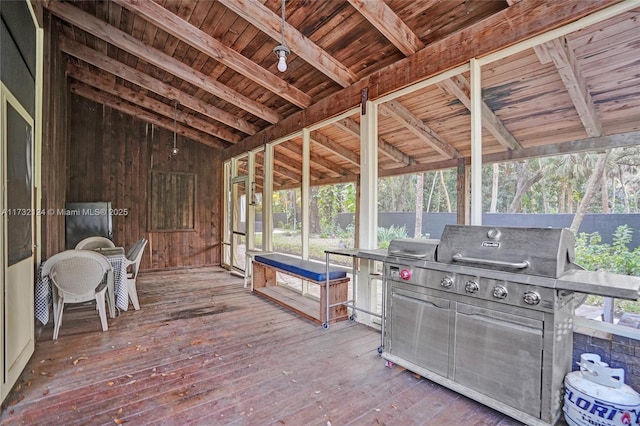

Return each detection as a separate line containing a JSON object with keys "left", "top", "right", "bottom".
{"left": 44, "top": 0, "right": 640, "bottom": 189}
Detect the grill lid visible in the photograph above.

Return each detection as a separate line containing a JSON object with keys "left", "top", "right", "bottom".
{"left": 437, "top": 225, "right": 576, "bottom": 278}
{"left": 387, "top": 238, "right": 439, "bottom": 261}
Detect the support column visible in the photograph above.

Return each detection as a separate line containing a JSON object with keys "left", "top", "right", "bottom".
{"left": 357, "top": 96, "right": 378, "bottom": 326}
{"left": 246, "top": 151, "right": 256, "bottom": 253}
{"left": 263, "top": 143, "right": 274, "bottom": 252}
{"left": 301, "top": 129, "right": 311, "bottom": 295}
{"left": 456, "top": 158, "right": 470, "bottom": 225}
{"left": 301, "top": 128, "right": 310, "bottom": 260}
{"left": 470, "top": 58, "right": 483, "bottom": 225}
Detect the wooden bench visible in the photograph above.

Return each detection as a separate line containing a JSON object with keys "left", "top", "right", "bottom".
{"left": 252, "top": 253, "right": 349, "bottom": 326}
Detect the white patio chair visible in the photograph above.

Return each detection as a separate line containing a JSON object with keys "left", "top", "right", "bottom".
{"left": 75, "top": 236, "right": 116, "bottom": 250}
{"left": 124, "top": 238, "right": 148, "bottom": 310}
{"left": 42, "top": 250, "right": 113, "bottom": 340}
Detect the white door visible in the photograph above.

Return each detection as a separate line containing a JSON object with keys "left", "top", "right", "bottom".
{"left": 1, "top": 85, "right": 35, "bottom": 402}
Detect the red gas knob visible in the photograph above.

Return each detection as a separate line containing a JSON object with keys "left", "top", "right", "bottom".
{"left": 399, "top": 269, "right": 412, "bottom": 280}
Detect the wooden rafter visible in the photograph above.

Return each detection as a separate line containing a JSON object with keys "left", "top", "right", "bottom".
{"left": 537, "top": 37, "right": 603, "bottom": 137}
{"left": 111, "top": 0, "right": 312, "bottom": 110}
{"left": 334, "top": 118, "right": 415, "bottom": 166}
{"left": 59, "top": 37, "right": 257, "bottom": 138}
{"left": 378, "top": 131, "right": 640, "bottom": 178}
{"left": 69, "top": 83, "right": 225, "bottom": 149}
{"left": 218, "top": 0, "right": 358, "bottom": 88}
{"left": 46, "top": 1, "right": 281, "bottom": 124}
{"left": 225, "top": 0, "right": 619, "bottom": 159}
{"left": 310, "top": 131, "right": 360, "bottom": 167}
{"left": 380, "top": 101, "right": 460, "bottom": 159}
{"left": 347, "top": 0, "right": 425, "bottom": 56}
{"left": 66, "top": 63, "right": 241, "bottom": 144}
{"left": 437, "top": 75, "right": 522, "bottom": 150}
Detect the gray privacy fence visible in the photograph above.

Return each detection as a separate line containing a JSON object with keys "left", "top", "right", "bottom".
{"left": 335, "top": 213, "right": 640, "bottom": 249}
{"left": 259, "top": 212, "right": 640, "bottom": 248}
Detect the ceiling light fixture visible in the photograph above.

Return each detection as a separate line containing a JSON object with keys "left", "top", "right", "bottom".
{"left": 171, "top": 100, "right": 179, "bottom": 156}
{"left": 273, "top": 0, "right": 290, "bottom": 72}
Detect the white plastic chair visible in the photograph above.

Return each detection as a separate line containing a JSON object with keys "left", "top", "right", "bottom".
{"left": 124, "top": 239, "right": 148, "bottom": 310}
{"left": 75, "top": 236, "right": 116, "bottom": 250}
{"left": 42, "top": 250, "right": 113, "bottom": 340}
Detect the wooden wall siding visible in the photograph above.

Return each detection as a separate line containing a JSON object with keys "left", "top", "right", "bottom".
{"left": 66, "top": 94, "right": 222, "bottom": 270}
{"left": 40, "top": 12, "right": 68, "bottom": 260}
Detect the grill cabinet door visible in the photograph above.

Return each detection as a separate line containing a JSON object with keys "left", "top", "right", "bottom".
{"left": 389, "top": 288, "right": 450, "bottom": 378}
{"left": 454, "top": 303, "right": 543, "bottom": 418}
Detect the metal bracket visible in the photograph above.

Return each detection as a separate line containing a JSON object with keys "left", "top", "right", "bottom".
{"left": 361, "top": 87, "right": 368, "bottom": 115}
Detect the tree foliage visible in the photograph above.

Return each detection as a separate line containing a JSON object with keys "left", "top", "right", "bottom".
{"left": 575, "top": 225, "right": 640, "bottom": 276}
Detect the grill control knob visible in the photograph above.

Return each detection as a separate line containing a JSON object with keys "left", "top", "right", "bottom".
{"left": 523, "top": 291, "right": 541, "bottom": 305}
{"left": 440, "top": 277, "right": 454, "bottom": 289}
{"left": 493, "top": 285, "right": 508, "bottom": 299}
{"left": 399, "top": 269, "right": 412, "bottom": 280}
{"left": 465, "top": 280, "right": 479, "bottom": 294}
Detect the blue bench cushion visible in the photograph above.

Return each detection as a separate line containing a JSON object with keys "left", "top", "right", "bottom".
{"left": 254, "top": 253, "right": 347, "bottom": 282}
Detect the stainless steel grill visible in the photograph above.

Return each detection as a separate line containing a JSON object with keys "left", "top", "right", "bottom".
{"left": 382, "top": 225, "right": 640, "bottom": 426}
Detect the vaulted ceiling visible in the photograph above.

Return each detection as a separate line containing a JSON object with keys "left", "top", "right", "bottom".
{"left": 44, "top": 0, "right": 640, "bottom": 189}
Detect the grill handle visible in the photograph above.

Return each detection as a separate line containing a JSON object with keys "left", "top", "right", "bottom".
{"left": 452, "top": 253, "right": 530, "bottom": 270}
{"left": 388, "top": 251, "right": 427, "bottom": 259}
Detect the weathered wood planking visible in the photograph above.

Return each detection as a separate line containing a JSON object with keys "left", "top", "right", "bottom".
{"left": 64, "top": 94, "right": 221, "bottom": 270}
{"left": 1, "top": 267, "right": 529, "bottom": 426}
{"left": 40, "top": 13, "right": 69, "bottom": 259}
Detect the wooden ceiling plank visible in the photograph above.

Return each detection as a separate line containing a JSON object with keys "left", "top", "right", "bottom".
{"left": 66, "top": 63, "right": 241, "bottom": 144}
{"left": 347, "top": 0, "right": 424, "bottom": 56}
{"left": 310, "top": 131, "right": 360, "bottom": 167}
{"left": 59, "top": 37, "right": 255, "bottom": 136}
{"left": 69, "top": 82, "right": 224, "bottom": 149}
{"left": 543, "top": 37, "right": 604, "bottom": 137}
{"left": 46, "top": 1, "right": 280, "bottom": 124}
{"left": 218, "top": 0, "right": 358, "bottom": 88}
{"left": 437, "top": 75, "right": 522, "bottom": 150}
{"left": 380, "top": 101, "right": 460, "bottom": 159}
{"left": 112, "top": 0, "right": 311, "bottom": 109}
{"left": 225, "top": 0, "right": 618, "bottom": 160}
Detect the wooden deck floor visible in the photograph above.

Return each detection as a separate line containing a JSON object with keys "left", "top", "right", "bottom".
{"left": 2, "top": 267, "right": 530, "bottom": 425}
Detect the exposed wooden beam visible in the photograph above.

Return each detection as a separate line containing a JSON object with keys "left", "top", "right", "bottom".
{"left": 334, "top": 118, "right": 415, "bottom": 166}
{"left": 537, "top": 37, "right": 603, "bottom": 137}
{"left": 506, "top": 0, "right": 551, "bottom": 63}
{"left": 277, "top": 142, "right": 353, "bottom": 179}
{"left": 310, "top": 131, "right": 360, "bottom": 167}
{"left": 309, "top": 147, "right": 357, "bottom": 179}
{"left": 59, "top": 37, "right": 257, "bottom": 136}
{"left": 112, "top": 0, "right": 311, "bottom": 109}
{"left": 69, "top": 82, "right": 225, "bottom": 149}
{"left": 219, "top": 0, "right": 358, "bottom": 88}
{"left": 224, "top": 0, "right": 619, "bottom": 159}
{"left": 347, "top": 0, "right": 424, "bottom": 56}
{"left": 66, "top": 63, "right": 242, "bottom": 144}
{"left": 381, "top": 101, "right": 460, "bottom": 159}
{"left": 272, "top": 161, "right": 302, "bottom": 183}
{"left": 46, "top": 1, "right": 281, "bottom": 124}
{"left": 437, "top": 75, "right": 522, "bottom": 150}
{"left": 378, "top": 132, "right": 640, "bottom": 178}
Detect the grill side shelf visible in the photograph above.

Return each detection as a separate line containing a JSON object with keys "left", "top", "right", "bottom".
{"left": 555, "top": 269, "right": 640, "bottom": 300}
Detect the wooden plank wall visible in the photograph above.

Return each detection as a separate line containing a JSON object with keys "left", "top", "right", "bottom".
{"left": 40, "top": 12, "right": 68, "bottom": 260}
{"left": 65, "top": 94, "right": 222, "bottom": 270}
